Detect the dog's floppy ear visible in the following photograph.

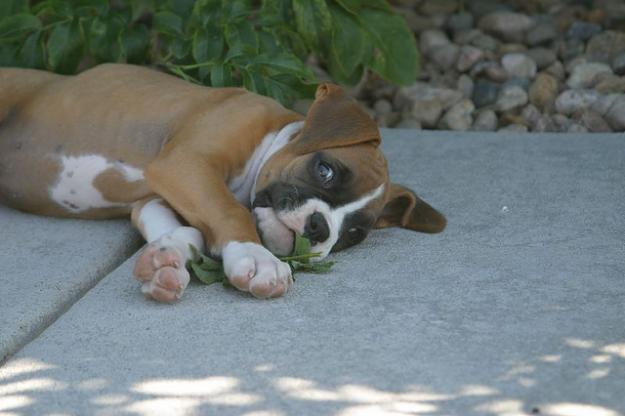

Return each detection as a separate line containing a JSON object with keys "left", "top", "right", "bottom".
{"left": 292, "top": 83, "right": 380, "bottom": 154}
{"left": 375, "top": 183, "right": 446, "bottom": 233}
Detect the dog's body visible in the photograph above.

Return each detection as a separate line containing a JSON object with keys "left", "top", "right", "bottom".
{"left": 0, "top": 64, "right": 446, "bottom": 301}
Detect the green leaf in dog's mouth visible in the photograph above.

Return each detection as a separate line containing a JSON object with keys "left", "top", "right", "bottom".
{"left": 187, "top": 234, "right": 335, "bottom": 286}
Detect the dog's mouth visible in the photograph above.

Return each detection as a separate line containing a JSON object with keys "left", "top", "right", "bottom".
{"left": 252, "top": 206, "right": 297, "bottom": 256}
{"left": 253, "top": 185, "right": 335, "bottom": 258}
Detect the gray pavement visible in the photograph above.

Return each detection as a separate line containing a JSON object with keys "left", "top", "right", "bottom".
{"left": 1, "top": 130, "right": 624, "bottom": 416}
{"left": 0, "top": 205, "right": 142, "bottom": 363}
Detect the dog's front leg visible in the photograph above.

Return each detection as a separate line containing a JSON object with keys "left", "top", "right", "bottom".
{"left": 131, "top": 197, "right": 204, "bottom": 302}
{"left": 143, "top": 152, "right": 293, "bottom": 300}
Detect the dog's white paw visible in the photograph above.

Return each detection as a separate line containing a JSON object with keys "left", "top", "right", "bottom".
{"left": 254, "top": 207, "right": 294, "bottom": 256}
{"left": 222, "top": 242, "right": 293, "bottom": 299}
{"left": 133, "top": 227, "right": 202, "bottom": 302}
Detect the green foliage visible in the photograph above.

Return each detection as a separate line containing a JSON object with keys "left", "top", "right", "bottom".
{"left": 187, "top": 234, "right": 335, "bottom": 287}
{"left": 0, "top": 0, "right": 419, "bottom": 106}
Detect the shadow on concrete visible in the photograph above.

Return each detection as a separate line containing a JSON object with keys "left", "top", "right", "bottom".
{"left": 1, "top": 332, "right": 624, "bottom": 415}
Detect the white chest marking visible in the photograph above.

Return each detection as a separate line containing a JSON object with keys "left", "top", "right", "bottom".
{"left": 228, "top": 121, "right": 304, "bottom": 207}
{"left": 49, "top": 154, "right": 144, "bottom": 213}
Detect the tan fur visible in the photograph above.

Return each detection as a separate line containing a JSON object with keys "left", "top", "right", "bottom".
{"left": 0, "top": 64, "right": 444, "bottom": 257}
{"left": 0, "top": 64, "right": 301, "bottom": 249}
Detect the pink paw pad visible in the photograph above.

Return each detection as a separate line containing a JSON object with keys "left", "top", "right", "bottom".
{"left": 133, "top": 244, "right": 190, "bottom": 302}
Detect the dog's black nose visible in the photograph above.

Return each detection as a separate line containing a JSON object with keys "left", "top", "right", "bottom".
{"left": 304, "top": 212, "right": 330, "bottom": 243}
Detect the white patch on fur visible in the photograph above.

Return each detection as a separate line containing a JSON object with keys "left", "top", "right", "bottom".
{"left": 156, "top": 226, "right": 204, "bottom": 260}
{"left": 138, "top": 198, "right": 183, "bottom": 242}
{"left": 115, "top": 161, "right": 144, "bottom": 182}
{"left": 49, "top": 154, "right": 143, "bottom": 213}
{"left": 137, "top": 198, "right": 204, "bottom": 259}
{"left": 254, "top": 207, "right": 294, "bottom": 255}
{"left": 229, "top": 121, "right": 303, "bottom": 207}
{"left": 276, "top": 184, "right": 385, "bottom": 258}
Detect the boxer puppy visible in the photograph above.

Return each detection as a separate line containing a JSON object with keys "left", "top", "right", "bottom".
{"left": 0, "top": 64, "right": 446, "bottom": 302}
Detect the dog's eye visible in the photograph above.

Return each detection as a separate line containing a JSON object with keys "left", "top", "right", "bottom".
{"left": 348, "top": 227, "right": 363, "bottom": 241}
{"left": 317, "top": 162, "right": 334, "bottom": 184}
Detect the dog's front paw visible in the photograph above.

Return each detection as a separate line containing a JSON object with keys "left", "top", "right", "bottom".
{"left": 222, "top": 242, "right": 293, "bottom": 299}
{"left": 133, "top": 236, "right": 193, "bottom": 303}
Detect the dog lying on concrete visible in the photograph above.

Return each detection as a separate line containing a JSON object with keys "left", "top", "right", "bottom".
{"left": 0, "top": 64, "right": 446, "bottom": 301}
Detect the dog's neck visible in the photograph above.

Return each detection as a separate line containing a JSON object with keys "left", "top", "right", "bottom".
{"left": 229, "top": 121, "right": 304, "bottom": 207}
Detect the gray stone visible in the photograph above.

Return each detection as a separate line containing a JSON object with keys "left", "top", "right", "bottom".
{"left": 394, "top": 118, "right": 422, "bottom": 129}
{"left": 484, "top": 63, "right": 509, "bottom": 82}
{"left": 575, "top": 110, "right": 613, "bottom": 132}
{"left": 456, "top": 45, "right": 484, "bottom": 72}
{"left": 457, "top": 74, "right": 475, "bottom": 99}
{"left": 555, "top": 89, "right": 601, "bottom": 115}
{"left": 472, "top": 109, "right": 498, "bottom": 131}
{"left": 404, "top": 12, "right": 438, "bottom": 33}
{"left": 431, "top": 43, "right": 461, "bottom": 68}
{"left": 471, "top": 61, "right": 507, "bottom": 82}
{"left": 526, "top": 22, "right": 557, "bottom": 46}
{"left": 612, "top": 52, "right": 625, "bottom": 76}
{"left": 498, "top": 43, "right": 527, "bottom": 55}
{"left": 566, "top": 21, "right": 602, "bottom": 41}
{"left": 469, "top": 31, "right": 500, "bottom": 51}
{"left": 395, "top": 82, "right": 463, "bottom": 112}
{"left": 552, "top": 113, "right": 573, "bottom": 131}
{"left": 556, "top": 38, "right": 586, "bottom": 62}
{"left": 532, "top": 114, "right": 558, "bottom": 132}
{"left": 603, "top": 95, "right": 625, "bottom": 130}
{"left": 419, "top": 0, "right": 458, "bottom": 15}
{"left": 469, "top": 0, "right": 509, "bottom": 18}
{"left": 521, "top": 104, "right": 541, "bottom": 127}
{"left": 566, "top": 62, "right": 613, "bottom": 89}
{"left": 377, "top": 111, "right": 401, "bottom": 128}
{"left": 478, "top": 11, "right": 533, "bottom": 42}
{"left": 419, "top": 29, "right": 450, "bottom": 56}
{"left": 586, "top": 30, "right": 625, "bottom": 63}
{"left": 498, "top": 123, "right": 529, "bottom": 132}
{"left": 453, "top": 28, "right": 477, "bottom": 45}
{"left": 567, "top": 123, "right": 589, "bottom": 132}
{"left": 373, "top": 99, "right": 393, "bottom": 116}
{"left": 529, "top": 72, "right": 559, "bottom": 113}
{"left": 594, "top": 74, "right": 625, "bottom": 94}
{"left": 440, "top": 99, "right": 475, "bottom": 130}
{"left": 472, "top": 78, "right": 500, "bottom": 108}
{"left": 410, "top": 99, "right": 444, "bottom": 128}
{"left": 565, "top": 56, "right": 588, "bottom": 75}
{"left": 447, "top": 12, "right": 474, "bottom": 33}
{"left": 527, "top": 47, "right": 557, "bottom": 70}
{"left": 590, "top": 93, "right": 622, "bottom": 116}
{"left": 503, "top": 77, "right": 531, "bottom": 91}
{"left": 501, "top": 53, "right": 537, "bottom": 79}
{"left": 495, "top": 86, "right": 529, "bottom": 112}
{"left": 545, "top": 60, "right": 566, "bottom": 81}
{"left": 601, "top": 0, "right": 625, "bottom": 20}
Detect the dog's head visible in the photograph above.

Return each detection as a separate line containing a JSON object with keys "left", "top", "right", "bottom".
{"left": 253, "top": 83, "right": 446, "bottom": 258}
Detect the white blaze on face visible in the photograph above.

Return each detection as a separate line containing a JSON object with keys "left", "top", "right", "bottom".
{"left": 274, "top": 184, "right": 385, "bottom": 258}
{"left": 49, "top": 154, "right": 144, "bottom": 213}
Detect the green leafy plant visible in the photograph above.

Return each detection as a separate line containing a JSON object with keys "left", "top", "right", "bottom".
{"left": 0, "top": 0, "right": 418, "bottom": 106}
{"left": 187, "top": 234, "right": 336, "bottom": 286}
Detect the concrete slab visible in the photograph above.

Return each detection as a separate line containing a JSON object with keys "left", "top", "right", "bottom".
{"left": 0, "top": 205, "right": 141, "bottom": 363}
{"left": 1, "top": 130, "right": 624, "bottom": 416}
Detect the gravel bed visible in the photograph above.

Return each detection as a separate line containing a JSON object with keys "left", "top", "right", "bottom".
{"left": 302, "top": 0, "right": 625, "bottom": 132}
